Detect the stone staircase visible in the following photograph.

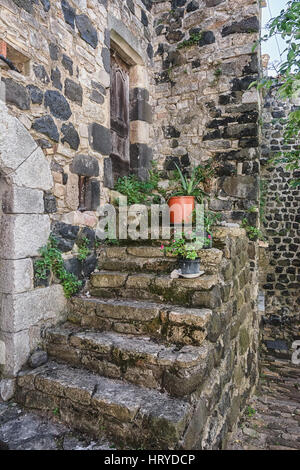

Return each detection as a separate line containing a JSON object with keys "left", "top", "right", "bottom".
{"left": 15, "top": 229, "right": 259, "bottom": 449}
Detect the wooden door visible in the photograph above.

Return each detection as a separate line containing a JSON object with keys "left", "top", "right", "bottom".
{"left": 110, "top": 53, "right": 130, "bottom": 184}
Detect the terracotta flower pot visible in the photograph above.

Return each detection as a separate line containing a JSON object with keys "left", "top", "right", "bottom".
{"left": 168, "top": 196, "right": 195, "bottom": 224}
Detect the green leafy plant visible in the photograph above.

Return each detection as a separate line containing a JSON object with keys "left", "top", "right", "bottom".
{"left": 114, "top": 165, "right": 160, "bottom": 205}
{"left": 34, "top": 235, "right": 82, "bottom": 298}
{"left": 169, "top": 164, "right": 205, "bottom": 200}
{"left": 251, "top": 0, "right": 300, "bottom": 186}
{"left": 77, "top": 236, "right": 91, "bottom": 261}
{"left": 177, "top": 32, "right": 203, "bottom": 50}
{"left": 52, "top": 407, "right": 60, "bottom": 416}
{"left": 204, "top": 210, "right": 222, "bottom": 237}
{"left": 246, "top": 406, "right": 256, "bottom": 418}
{"left": 162, "top": 231, "right": 211, "bottom": 260}
{"left": 242, "top": 219, "right": 265, "bottom": 241}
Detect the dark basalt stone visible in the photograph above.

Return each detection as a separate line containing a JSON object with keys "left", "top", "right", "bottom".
{"left": 141, "top": 9, "right": 148, "bottom": 27}
{"left": 147, "top": 43, "right": 154, "bottom": 59}
{"left": 32, "top": 115, "right": 59, "bottom": 142}
{"left": 11, "top": 0, "right": 33, "bottom": 14}
{"left": 198, "top": 31, "right": 215, "bottom": 46}
{"left": 181, "top": 153, "right": 190, "bottom": 167}
{"left": 70, "top": 153, "right": 99, "bottom": 177}
{"left": 162, "top": 126, "right": 180, "bottom": 138}
{"left": 49, "top": 43, "right": 59, "bottom": 61}
{"left": 51, "top": 67, "right": 62, "bottom": 90}
{"left": 44, "top": 90, "right": 72, "bottom": 120}
{"left": 78, "top": 226, "right": 95, "bottom": 248}
{"left": 231, "top": 75, "right": 257, "bottom": 91}
{"left": 52, "top": 221, "right": 79, "bottom": 240}
{"left": 84, "top": 178, "right": 100, "bottom": 211}
{"left": 40, "top": 0, "right": 50, "bottom": 11}
{"left": 130, "top": 143, "right": 153, "bottom": 179}
{"left": 44, "top": 191, "right": 57, "bottom": 213}
{"left": 104, "top": 28, "right": 110, "bottom": 48}
{"left": 141, "top": 0, "right": 152, "bottom": 11}
{"left": 205, "top": 0, "right": 224, "bottom": 6}
{"left": 130, "top": 98, "right": 152, "bottom": 123}
{"left": 64, "top": 257, "right": 83, "bottom": 279}
{"left": 203, "top": 129, "right": 221, "bottom": 140}
{"left": 62, "top": 54, "right": 73, "bottom": 76}
{"left": 1, "top": 78, "right": 30, "bottom": 110}
{"left": 92, "top": 81, "right": 106, "bottom": 95}
{"left": 89, "top": 123, "right": 111, "bottom": 155}
{"left": 164, "top": 156, "right": 181, "bottom": 171}
{"left": 61, "top": 122, "right": 80, "bottom": 150}
{"left": 243, "top": 54, "right": 259, "bottom": 75}
{"left": 82, "top": 254, "right": 97, "bottom": 278}
{"left": 64, "top": 78, "right": 83, "bottom": 105}
{"left": 90, "top": 89, "right": 104, "bottom": 104}
{"left": 155, "top": 25, "right": 164, "bottom": 36}
{"left": 37, "top": 138, "right": 52, "bottom": 149}
{"left": 130, "top": 88, "right": 149, "bottom": 102}
{"left": 75, "top": 14, "right": 98, "bottom": 49}
{"left": 33, "top": 64, "right": 50, "bottom": 84}
{"left": 186, "top": 0, "right": 199, "bottom": 12}
{"left": 126, "top": 0, "right": 135, "bottom": 14}
{"left": 28, "top": 350, "right": 48, "bottom": 368}
{"left": 171, "top": 0, "right": 187, "bottom": 7}
{"left": 103, "top": 157, "right": 114, "bottom": 189}
{"left": 101, "top": 47, "right": 110, "bottom": 73}
{"left": 61, "top": 0, "right": 75, "bottom": 29}
{"left": 222, "top": 16, "right": 259, "bottom": 37}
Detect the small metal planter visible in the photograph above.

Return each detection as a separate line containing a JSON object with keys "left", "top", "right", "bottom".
{"left": 178, "top": 258, "right": 204, "bottom": 278}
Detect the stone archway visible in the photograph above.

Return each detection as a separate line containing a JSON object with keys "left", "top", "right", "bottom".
{"left": 0, "top": 81, "right": 66, "bottom": 400}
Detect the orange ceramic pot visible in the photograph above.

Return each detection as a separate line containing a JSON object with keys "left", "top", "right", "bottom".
{"left": 168, "top": 196, "right": 195, "bottom": 224}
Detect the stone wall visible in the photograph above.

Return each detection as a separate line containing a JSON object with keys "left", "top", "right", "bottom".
{"left": 152, "top": 0, "right": 261, "bottom": 223}
{"left": 0, "top": 0, "right": 155, "bottom": 383}
{"left": 0, "top": 0, "right": 263, "bottom": 386}
{"left": 260, "top": 86, "right": 300, "bottom": 357}
{"left": 0, "top": 84, "right": 67, "bottom": 399}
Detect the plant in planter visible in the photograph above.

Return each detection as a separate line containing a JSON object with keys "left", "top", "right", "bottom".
{"left": 162, "top": 231, "right": 209, "bottom": 277}
{"left": 167, "top": 164, "right": 205, "bottom": 224}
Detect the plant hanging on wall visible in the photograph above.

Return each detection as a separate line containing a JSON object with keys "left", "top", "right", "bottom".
{"left": 34, "top": 235, "right": 82, "bottom": 298}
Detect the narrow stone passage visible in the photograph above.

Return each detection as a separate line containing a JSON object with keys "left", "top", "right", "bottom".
{"left": 228, "top": 355, "right": 300, "bottom": 450}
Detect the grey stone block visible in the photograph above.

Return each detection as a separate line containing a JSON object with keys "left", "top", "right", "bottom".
{"left": 2, "top": 186, "right": 44, "bottom": 214}
{"left": 0, "top": 214, "right": 50, "bottom": 259}
{"left": 70, "top": 154, "right": 99, "bottom": 177}
{"left": 0, "top": 285, "right": 66, "bottom": 333}
{"left": 0, "top": 258, "right": 33, "bottom": 294}
{"left": 89, "top": 123, "right": 111, "bottom": 155}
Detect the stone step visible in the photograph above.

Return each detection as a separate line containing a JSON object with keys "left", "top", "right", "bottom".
{"left": 16, "top": 361, "right": 191, "bottom": 449}
{"left": 98, "top": 246, "right": 223, "bottom": 275}
{"left": 45, "top": 325, "right": 214, "bottom": 397}
{"left": 89, "top": 270, "right": 221, "bottom": 308}
{"left": 68, "top": 296, "right": 212, "bottom": 346}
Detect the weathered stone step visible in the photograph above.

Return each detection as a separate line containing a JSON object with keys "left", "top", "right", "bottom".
{"left": 97, "top": 246, "right": 223, "bottom": 275}
{"left": 45, "top": 326, "right": 214, "bottom": 396}
{"left": 16, "top": 361, "right": 191, "bottom": 449}
{"left": 68, "top": 296, "right": 213, "bottom": 346}
{"left": 89, "top": 270, "right": 221, "bottom": 308}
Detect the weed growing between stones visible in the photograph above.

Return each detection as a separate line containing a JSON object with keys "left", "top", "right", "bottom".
{"left": 246, "top": 406, "right": 256, "bottom": 418}
{"left": 242, "top": 219, "right": 265, "bottom": 241}
{"left": 177, "top": 32, "right": 203, "bottom": 50}
{"left": 34, "top": 235, "right": 82, "bottom": 298}
{"left": 77, "top": 236, "right": 91, "bottom": 261}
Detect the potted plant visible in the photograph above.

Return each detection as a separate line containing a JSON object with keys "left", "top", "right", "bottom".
{"left": 162, "top": 231, "right": 208, "bottom": 277}
{"left": 168, "top": 164, "right": 204, "bottom": 224}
